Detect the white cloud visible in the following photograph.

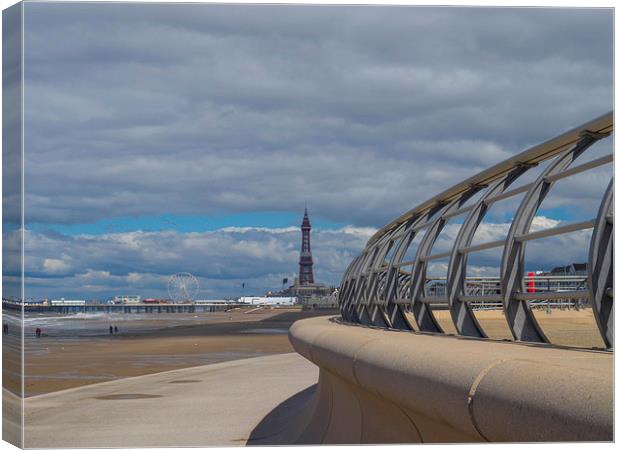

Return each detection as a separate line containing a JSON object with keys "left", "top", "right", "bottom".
{"left": 21, "top": 225, "right": 368, "bottom": 299}
{"left": 218, "top": 226, "right": 298, "bottom": 234}
{"left": 20, "top": 213, "right": 595, "bottom": 299}
{"left": 42, "top": 258, "right": 72, "bottom": 275}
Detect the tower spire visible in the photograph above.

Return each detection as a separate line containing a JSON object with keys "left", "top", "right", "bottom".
{"left": 298, "top": 208, "right": 314, "bottom": 285}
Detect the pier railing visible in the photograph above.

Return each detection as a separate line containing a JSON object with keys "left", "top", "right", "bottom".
{"left": 338, "top": 112, "right": 614, "bottom": 349}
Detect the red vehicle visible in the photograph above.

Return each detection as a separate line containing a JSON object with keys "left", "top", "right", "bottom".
{"left": 143, "top": 298, "right": 168, "bottom": 304}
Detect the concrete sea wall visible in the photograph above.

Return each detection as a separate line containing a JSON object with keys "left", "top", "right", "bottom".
{"left": 274, "top": 315, "right": 612, "bottom": 443}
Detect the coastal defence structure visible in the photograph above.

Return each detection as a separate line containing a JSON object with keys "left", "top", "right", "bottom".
{"left": 252, "top": 112, "right": 614, "bottom": 443}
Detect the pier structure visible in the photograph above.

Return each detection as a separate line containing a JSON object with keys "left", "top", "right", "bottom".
{"left": 2, "top": 302, "right": 237, "bottom": 314}
{"left": 263, "top": 112, "right": 614, "bottom": 443}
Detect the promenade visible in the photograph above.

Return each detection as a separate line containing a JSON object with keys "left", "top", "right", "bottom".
{"left": 17, "top": 314, "right": 611, "bottom": 447}
{"left": 20, "top": 354, "right": 317, "bottom": 448}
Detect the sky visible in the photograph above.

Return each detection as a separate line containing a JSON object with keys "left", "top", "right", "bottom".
{"left": 2, "top": 3, "right": 613, "bottom": 300}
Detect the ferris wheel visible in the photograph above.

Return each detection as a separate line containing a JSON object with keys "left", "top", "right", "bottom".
{"left": 168, "top": 272, "right": 199, "bottom": 302}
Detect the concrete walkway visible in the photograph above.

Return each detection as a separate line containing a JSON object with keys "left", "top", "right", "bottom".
{"left": 23, "top": 353, "right": 318, "bottom": 448}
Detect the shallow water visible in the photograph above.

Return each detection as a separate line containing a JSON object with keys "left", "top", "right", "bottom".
{"left": 8, "top": 311, "right": 217, "bottom": 340}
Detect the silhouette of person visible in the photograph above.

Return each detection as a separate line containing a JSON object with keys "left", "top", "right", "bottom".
{"left": 114, "top": 326, "right": 118, "bottom": 334}
{"left": 35, "top": 328, "right": 41, "bottom": 338}
{"left": 109, "top": 325, "right": 113, "bottom": 335}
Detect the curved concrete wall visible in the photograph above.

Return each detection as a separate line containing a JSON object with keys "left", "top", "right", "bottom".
{"left": 283, "top": 316, "right": 612, "bottom": 444}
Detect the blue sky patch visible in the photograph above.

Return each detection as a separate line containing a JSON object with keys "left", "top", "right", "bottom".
{"left": 27, "top": 212, "right": 346, "bottom": 236}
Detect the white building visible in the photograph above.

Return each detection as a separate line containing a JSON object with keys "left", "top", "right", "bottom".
{"left": 194, "top": 299, "right": 231, "bottom": 305}
{"left": 51, "top": 299, "right": 86, "bottom": 306}
{"left": 237, "top": 296, "right": 297, "bottom": 306}
{"left": 113, "top": 295, "right": 141, "bottom": 304}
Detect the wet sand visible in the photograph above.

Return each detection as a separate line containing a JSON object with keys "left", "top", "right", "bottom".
{"left": 13, "top": 308, "right": 333, "bottom": 397}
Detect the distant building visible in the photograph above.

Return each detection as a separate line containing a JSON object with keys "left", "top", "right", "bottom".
{"left": 25, "top": 299, "right": 46, "bottom": 306}
{"left": 299, "top": 208, "right": 314, "bottom": 284}
{"left": 285, "top": 276, "right": 333, "bottom": 300}
{"left": 299, "top": 289, "right": 339, "bottom": 309}
{"left": 113, "top": 295, "right": 141, "bottom": 304}
{"left": 51, "top": 299, "right": 86, "bottom": 306}
{"left": 548, "top": 263, "right": 588, "bottom": 276}
{"left": 275, "top": 209, "right": 337, "bottom": 307}
{"left": 194, "top": 299, "right": 231, "bottom": 305}
{"left": 238, "top": 296, "right": 297, "bottom": 306}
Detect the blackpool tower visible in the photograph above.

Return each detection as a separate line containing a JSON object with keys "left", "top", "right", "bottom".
{"left": 298, "top": 208, "right": 315, "bottom": 285}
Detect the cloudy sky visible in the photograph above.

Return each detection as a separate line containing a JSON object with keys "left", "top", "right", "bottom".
{"left": 5, "top": 3, "right": 613, "bottom": 300}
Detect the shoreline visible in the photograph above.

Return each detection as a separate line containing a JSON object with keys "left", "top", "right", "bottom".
{"left": 6, "top": 308, "right": 335, "bottom": 397}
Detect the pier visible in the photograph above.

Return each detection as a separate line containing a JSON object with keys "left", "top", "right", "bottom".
{"left": 2, "top": 302, "right": 239, "bottom": 314}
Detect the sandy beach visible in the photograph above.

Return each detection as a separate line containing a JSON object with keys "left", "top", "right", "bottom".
{"left": 4, "top": 306, "right": 606, "bottom": 399}
{"left": 433, "top": 307, "right": 606, "bottom": 348}
{"left": 8, "top": 308, "right": 332, "bottom": 397}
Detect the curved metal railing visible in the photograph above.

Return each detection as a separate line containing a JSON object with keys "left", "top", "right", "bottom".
{"left": 338, "top": 112, "right": 614, "bottom": 349}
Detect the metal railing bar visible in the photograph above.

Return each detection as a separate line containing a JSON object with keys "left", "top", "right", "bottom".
{"left": 514, "top": 219, "right": 595, "bottom": 242}
{"left": 410, "top": 220, "right": 434, "bottom": 233}
{"left": 441, "top": 204, "right": 475, "bottom": 220}
{"left": 420, "top": 251, "right": 452, "bottom": 262}
{"left": 459, "top": 238, "right": 506, "bottom": 254}
{"left": 459, "top": 290, "right": 592, "bottom": 303}
{"left": 484, "top": 183, "right": 533, "bottom": 205}
{"left": 425, "top": 275, "right": 587, "bottom": 281}
{"left": 418, "top": 296, "right": 448, "bottom": 304}
{"left": 396, "top": 260, "right": 415, "bottom": 267}
{"left": 514, "top": 290, "right": 590, "bottom": 301}
{"left": 543, "top": 154, "right": 613, "bottom": 184}
{"left": 459, "top": 294, "right": 502, "bottom": 302}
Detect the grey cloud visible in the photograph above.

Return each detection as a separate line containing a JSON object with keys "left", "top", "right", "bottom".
{"left": 19, "top": 4, "right": 612, "bottom": 228}
{"left": 11, "top": 4, "right": 612, "bottom": 299}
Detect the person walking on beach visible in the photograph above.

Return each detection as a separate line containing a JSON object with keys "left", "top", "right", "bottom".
{"left": 109, "top": 325, "right": 113, "bottom": 335}
{"left": 3, "top": 324, "right": 7, "bottom": 334}
{"left": 114, "top": 326, "right": 118, "bottom": 334}
{"left": 35, "top": 328, "right": 41, "bottom": 338}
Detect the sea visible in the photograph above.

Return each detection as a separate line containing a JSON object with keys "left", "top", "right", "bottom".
{"left": 3, "top": 309, "right": 220, "bottom": 340}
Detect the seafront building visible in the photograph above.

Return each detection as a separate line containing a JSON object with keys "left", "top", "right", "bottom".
{"left": 50, "top": 299, "right": 86, "bottom": 306}
{"left": 549, "top": 262, "right": 587, "bottom": 276}
{"left": 113, "top": 295, "right": 141, "bottom": 304}
{"left": 237, "top": 296, "right": 297, "bottom": 306}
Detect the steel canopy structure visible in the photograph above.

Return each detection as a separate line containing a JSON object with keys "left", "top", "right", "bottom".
{"left": 338, "top": 112, "right": 614, "bottom": 349}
